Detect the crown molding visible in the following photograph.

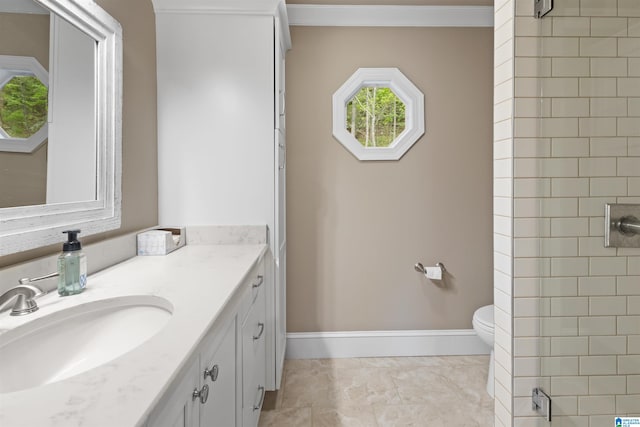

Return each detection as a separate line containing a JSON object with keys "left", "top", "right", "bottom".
{"left": 152, "top": 0, "right": 283, "bottom": 15}
{"left": 287, "top": 4, "right": 494, "bottom": 27}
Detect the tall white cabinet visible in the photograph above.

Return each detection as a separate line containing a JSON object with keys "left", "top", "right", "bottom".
{"left": 152, "top": 0, "right": 290, "bottom": 390}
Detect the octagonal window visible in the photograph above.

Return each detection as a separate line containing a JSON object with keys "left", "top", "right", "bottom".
{"left": 333, "top": 68, "right": 424, "bottom": 161}
{"left": 346, "top": 86, "right": 406, "bottom": 148}
{"left": 0, "top": 56, "right": 49, "bottom": 153}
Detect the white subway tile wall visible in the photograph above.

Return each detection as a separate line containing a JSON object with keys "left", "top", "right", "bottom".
{"left": 496, "top": 0, "right": 640, "bottom": 426}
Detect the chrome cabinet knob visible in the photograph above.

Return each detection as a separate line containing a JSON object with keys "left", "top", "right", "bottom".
{"left": 204, "top": 364, "right": 219, "bottom": 382}
{"left": 192, "top": 384, "right": 209, "bottom": 404}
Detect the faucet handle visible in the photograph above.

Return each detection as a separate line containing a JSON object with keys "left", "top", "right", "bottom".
{"left": 19, "top": 272, "right": 58, "bottom": 285}
{"left": 18, "top": 272, "right": 58, "bottom": 298}
{"left": 10, "top": 294, "right": 39, "bottom": 316}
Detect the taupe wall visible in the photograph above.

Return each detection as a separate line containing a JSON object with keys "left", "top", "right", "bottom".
{"left": 0, "top": 0, "right": 158, "bottom": 267}
{"left": 0, "top": 13, "right": 50, "bottom": 208}
{"left": 286, "top": 26, "right": 494, "bottom": 332}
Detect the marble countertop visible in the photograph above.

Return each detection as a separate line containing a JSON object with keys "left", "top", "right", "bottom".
{"left": 0, "top": 243, "right": 266, "bottom": 427}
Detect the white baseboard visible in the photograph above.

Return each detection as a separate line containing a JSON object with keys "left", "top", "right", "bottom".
{"left": 286, "top": 329, "right": 491, "bottom": 360}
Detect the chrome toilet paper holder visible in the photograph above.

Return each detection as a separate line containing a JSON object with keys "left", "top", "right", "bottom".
{"left": 414, "top": 262, "right": 445, "bottom": 275}
{"left": 413, "top": 262, "right": 447, "bottom": 280}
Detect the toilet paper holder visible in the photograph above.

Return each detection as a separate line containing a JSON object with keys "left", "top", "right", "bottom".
{"left": 414, "top": 262, "right": 445, "bottom": 279}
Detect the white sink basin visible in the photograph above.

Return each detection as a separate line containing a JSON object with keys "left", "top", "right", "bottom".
{"left": 0, "top": 295, "right": 173, "bottom": 394}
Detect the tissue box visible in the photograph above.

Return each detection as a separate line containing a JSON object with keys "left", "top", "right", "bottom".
{"left": 137, "top": 227, "right": 186, "bottom": 256}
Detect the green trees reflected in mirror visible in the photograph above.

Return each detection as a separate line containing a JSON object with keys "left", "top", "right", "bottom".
{"left": 0, "top": 75, "right": 48, "bottom": 139}
{"left": 345, "top": 86, "right": 406, "bottom": 148}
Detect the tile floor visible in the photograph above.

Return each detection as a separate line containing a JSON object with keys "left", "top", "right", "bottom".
{"left": 259, "top": 355, "right": 494, "bottom": 427}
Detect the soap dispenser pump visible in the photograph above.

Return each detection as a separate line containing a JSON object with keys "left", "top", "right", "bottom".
{"left": 57, "top": 230, "right": 87, "bottom": 296}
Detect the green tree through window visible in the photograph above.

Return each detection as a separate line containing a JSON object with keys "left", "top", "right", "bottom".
{"left": 0, "top": 75, "right": 48, "bottom": 139}
{"left": 346, "top": 86, "right": 406, "bottom": 148}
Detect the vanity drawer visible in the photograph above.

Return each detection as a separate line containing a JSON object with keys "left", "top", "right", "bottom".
{"left": 238, "top": 260, "right": 265, "bottom": 323}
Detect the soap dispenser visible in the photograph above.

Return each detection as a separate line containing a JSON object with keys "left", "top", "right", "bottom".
{"left": 58, "top": 230, "right": 87, "bottom": 296}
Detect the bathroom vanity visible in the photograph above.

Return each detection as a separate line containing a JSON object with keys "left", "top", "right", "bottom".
{"left": 146, "top": 246, "right": 268, "bottom": 427}
{"left": 0, "top": 243, "right": 268, "bottom": 427}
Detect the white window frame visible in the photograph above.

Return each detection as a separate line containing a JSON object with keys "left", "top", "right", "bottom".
{"left": 0, "top": 55, "right": 49, "bottom": 153}
{"left": 332, "top": 67, "right": 425, "bottom": 161}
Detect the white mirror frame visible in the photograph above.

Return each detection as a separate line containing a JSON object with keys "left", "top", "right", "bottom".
{"left": 0, "top": 55, "right": 49, "bottom": 153}
{"left": 332, "top": 67, "right": 424, "bottom": 161}
{"left": 0, "top": 0, "right": 122, "bottom": 256}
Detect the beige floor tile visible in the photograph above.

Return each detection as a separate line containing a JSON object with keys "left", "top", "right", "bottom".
{"left": 321, "top": 358, "right": 365, "bottom": 369}
{"left": 359, "top": 355, "right": 490, "bottom": 369}
{"left": 331, "top": 367, "right": 402, "bottom": 405}
{"left": 391, "top": 366, "right": 470, "bottom": 406}
{"left": 258, "top": 407, "right": 311, "bottom": 427}
{"left": 264, "top": 357, "right": 494, "bottom": 426}
{"left": 374, "top": 402, "right": 493, "bottom": 427}
{"left": 440, "top": 355, "right": 491, "bottom": 366}
{"left": 280, "top": 379, "right": 332, "bottom": 408}
{"left": 280, "top": 372, "right": 398, "bottom": 408}
{"left": 284, "top": 358, "right": 363, "bottom": 371}
{"left": 312, "top": 406, "right": 379, "bottom": 427}
{"left": 374, "top": 403, "right": 451, "bottom": 427}
{"left": 441, "top": 364, "right": 492, "bottom": 405}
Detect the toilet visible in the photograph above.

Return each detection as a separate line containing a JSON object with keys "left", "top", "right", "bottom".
{"left": 472, "top": 304, "right": 494, "bottom": 398}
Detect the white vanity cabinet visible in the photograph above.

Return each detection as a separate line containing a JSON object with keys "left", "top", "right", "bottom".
{"left": 147, "top": 315, "right": 237, "bottom": 427}
{"left": 147, "top": 354, "right": 201, "bottom": 427}
{"left": 147, "top": 258, "right": 266, "bottom": 427}
{"left": 0, "top": 245, "right": 269, "bottom": 427}
{"left": 152, "top": 0, "right": 291, "bottom": 391}
{"left": 200, "top": 317, "right": 238, "bottom": 427}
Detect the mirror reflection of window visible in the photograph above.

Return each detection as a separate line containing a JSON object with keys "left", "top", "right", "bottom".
{"left": 0, "top": 73, "right": 48, "bottom": 139}
{"left": 345, "top": 86, "right": 406, "bottom": 148}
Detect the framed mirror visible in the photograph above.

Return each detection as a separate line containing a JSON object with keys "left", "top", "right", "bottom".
{"left": 0, "top": 0, "right": 122, "bottom": 255}
{"left": 332, "top": 68, "right": 425, "bottom": 161}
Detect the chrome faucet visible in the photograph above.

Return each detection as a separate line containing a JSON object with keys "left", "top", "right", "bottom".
{"left": 0, "top": 272, "right": 58, "bottom": 316}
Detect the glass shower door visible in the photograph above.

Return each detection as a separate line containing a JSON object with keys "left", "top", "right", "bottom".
{"left": 511, "top": 0, "right": 640, "bottom": 425}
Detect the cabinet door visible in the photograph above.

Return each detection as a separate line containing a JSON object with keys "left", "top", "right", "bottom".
{"left": 200, "top": 317, "right": 237, "bottom": 427}
{"left": 274, "top": 129, "right": 287, "bottom": 389}
{"left": 147, "top": 359, "right": 200, "bottom": 427}
{"left": 273, "top": 15, "right": 287, "bottom": 390}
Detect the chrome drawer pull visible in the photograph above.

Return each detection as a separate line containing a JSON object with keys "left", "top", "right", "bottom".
{"left": 192, "top": 384, "right": 209, "bottom": 404}
{"left": 204, "top": 364, "right": 219, "bottom": 382}
{"left": 253, "top": 322, "right": 265, "bottom": 340}
{"left": 252, "top": 275, "right": 264, "bottom": 289}
{"left": 253, "top": 385, "right": 265, "bottom": 411}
